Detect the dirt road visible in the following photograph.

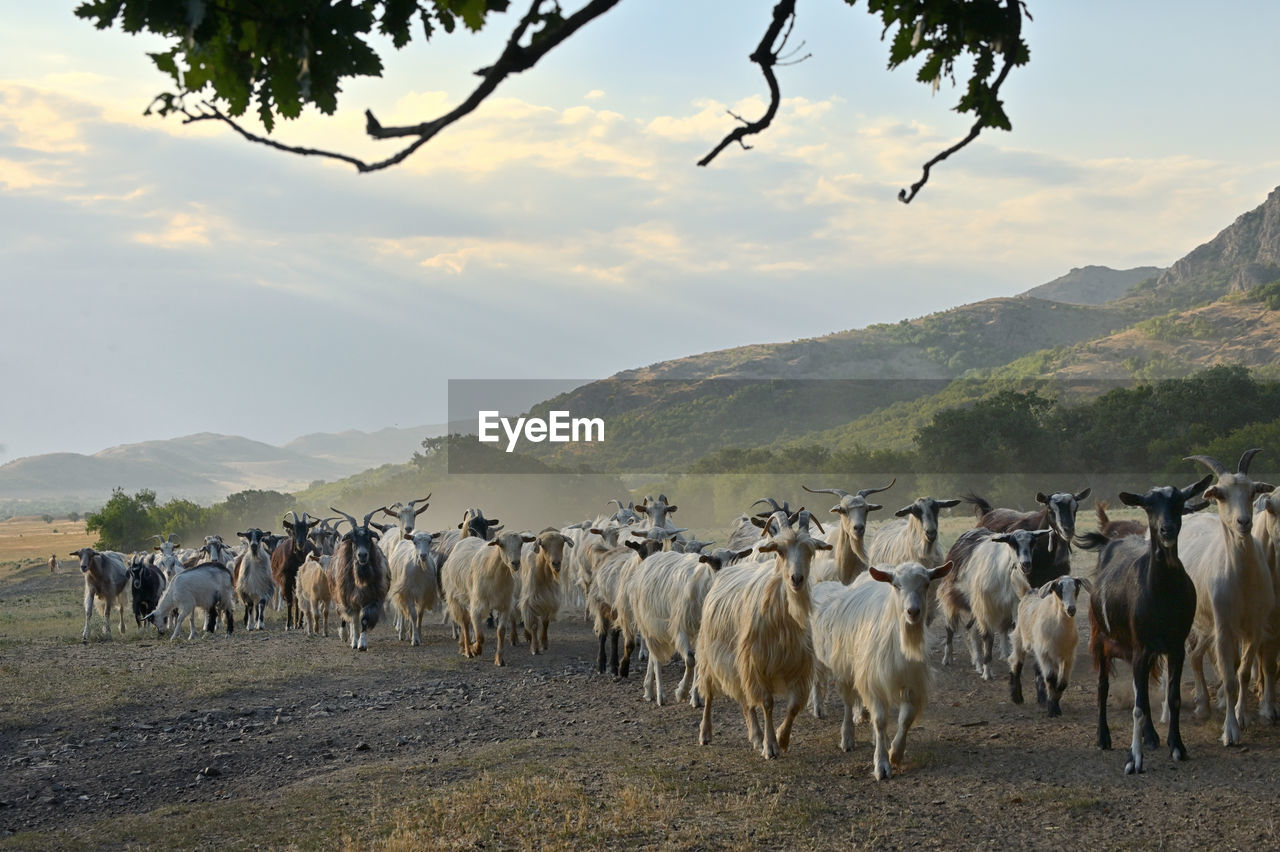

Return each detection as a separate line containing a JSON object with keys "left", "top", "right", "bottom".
{"left": 2, "top": 561, "right": 1278, "bottom": 850}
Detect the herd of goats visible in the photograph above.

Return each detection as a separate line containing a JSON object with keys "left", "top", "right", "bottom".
{"left": 62, "top": 449, "right": 1280, "bottom": 779}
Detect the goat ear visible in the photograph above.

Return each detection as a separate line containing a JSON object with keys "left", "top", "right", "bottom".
{"left": 1202, "top": 485, "right": 1223, "bottom": 502}
{"left": 894, "top": 506, "right": 912, "bottom": 518}
{"left": 521, "top": 534, "right": 537, "bottom": 543}
{"left": 1118, "top": 491, "right": 1144, "bottom": 508}
{"left": 1035, "top": 492, "right": 1049, "bottom": 505}
{"left": 928, "top": 560, "right": 953, "bottom": 581}
{"left": 588, "top": 528, "right": 603, "bottom": 536}
{"left": 1075, "top": 577, "right": 1092, "bottom": 594}
{"left": 1075, "top": 487, "right": 1091, "bottom": 502}
{"left": 936, "top": 498, "right": 961, "bottom": 509}
{"left": 814, "top": 540, "right": 833, "bottom": 551}
{"left": 1039, "top": 581, "right": 1056, "bottom": 599}
{"left": 869, "top": 565, "right": 894, "bottom": 584}
{"left": 1254, "top": 482, "right": 1276, "bottom": 495}
{"left": 734, "top": 548, "right": 754, "bottom": 559}
{"left": 487, "top": 539, "right": 500, "bottom": 547}
{"left": 749, "top": 517, "right": 768, "bottom": 529}
{"left": 991, "top": 533, "right": 1012, "bottom": 544}
{"left": 758, "top": 541, "right": 780, "bottom": 554}
{"left": 667, "top": 505, "right": 678, "bottom": 514}
{"left": 829, "top": 505, "right": 845, "bottom": 515}
{"left": 866, "top": 502, "right": 883, "bottom": 512}
{"left": 562, "top": 537, "right": 574, "bottom": 548}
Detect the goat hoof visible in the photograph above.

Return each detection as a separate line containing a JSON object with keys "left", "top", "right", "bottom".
{"left": 1170, "top": 742, "right": 1188, "bottom": 761}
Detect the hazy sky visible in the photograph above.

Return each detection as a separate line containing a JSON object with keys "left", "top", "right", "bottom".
{"left": 3, "top": 1, "right": 1279, "bottom": 461}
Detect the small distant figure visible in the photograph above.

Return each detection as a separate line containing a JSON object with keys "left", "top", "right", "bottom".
{"left": 49, "top": 553, "right": 58, "bottom": 574}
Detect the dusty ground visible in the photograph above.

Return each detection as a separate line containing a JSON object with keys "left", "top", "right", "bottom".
{"left": 2, "top": 540, "right": 1279, "bottom": 850}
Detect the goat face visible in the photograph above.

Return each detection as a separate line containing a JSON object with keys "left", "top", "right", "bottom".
{"left": 1042, "top": 576, "right": 1090, "bottom": 618}
{"left": 1119, "top": 475, "right": 1215, "bottom": 550}
{"left": 533, "top": 530, "right": 573, "bottom": 574}
{"left": 699, "top": 548, "right": 754, "bottom": 571}
{"left": 71, "top": 547, "right": 97, "bottom": 574}
{"left": 489, "top": 532, "right": 536, "bottom": 572}
{"left": 895, "top": 497, "right": 961, "bottom": 545}
{"left": 870, "top": 560, "right": 953, "bottom": 625}
{"left": 992, "top": 529, "right": 1052, "bottom": 575}
{"left": 411, "top": 532, "right": 435, "bottom": 566}
{"left": 238, "top": 528, "right": 267, "bottom": 558}
{"left": 835, "top": 495, "right": 882, "bottom": 539}
{"left": 1036, "top": 489, "right": 1090, "bottom": 543}
{"left": 759, "top": 528, "right": 832, "bottom": 590}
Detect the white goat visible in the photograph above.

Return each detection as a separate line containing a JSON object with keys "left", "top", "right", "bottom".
{"left": 697, "top": 523, "right": 832, "bottom": 759}
{"left": 867, "top": 497, "right": 958, "bottom": 584}
{"left": 810, "top": 560, "right": 952, "bottom": 779}
{"left": 70, "top": 547, "right": 129, "bottom": 640}
{"left": 387, "top": 531, "right": 440, "bottom": 646}
{"left": 150, "top": 563, "right": 235, "bottom": 640}
{"left": 588, "top": 528, "right": 682, "bottom": 676}
{"left": 1179, "top": 451, "right": 1276, "bottom": 745}
{"left": 1252, "top": 492, "right": 1280, "bottom": 721}
{"left": 1009, "top": 576, "right": 1090, "bottom": 716}
{"left": 442, "top": 530, "right": 535, "bottom": 666}
{"left": 519, "top": 529, "right": 575, "bottom": 655}
{"left": 618, "top": 547, "right": 752, "bottom": 707}
{"left": 233, "top": 528, "right": 275, "bottom": 631}
{"left": 938, "top": 529, "right": 1048, "bottom": 680}
{"left": 804, "top": 480, "right": 894, "bottom": 585}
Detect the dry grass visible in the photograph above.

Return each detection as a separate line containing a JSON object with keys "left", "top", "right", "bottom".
{"left": 0, "top": 516, "right": 93, "bottom": 579}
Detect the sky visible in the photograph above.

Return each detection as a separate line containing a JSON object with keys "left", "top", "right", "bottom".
{"left": 2, "top": 0, "right": 1279, "bottom": 462}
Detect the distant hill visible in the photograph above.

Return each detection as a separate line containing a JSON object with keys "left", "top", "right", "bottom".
{"left": 1019, "top": 265, "right": 1162, "bottom": 305}
{"left": 284, "top": 424, "right": 446, "bottom": 469}
{"left": 500, "top": 184, "right": 1280, "bottom": 469}
{"left": 0, "top": 425, "right": 444, "bottom": 507}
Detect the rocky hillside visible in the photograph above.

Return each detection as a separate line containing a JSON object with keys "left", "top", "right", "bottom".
{"left": 1124, "top": 185, "right": 1280, "bottom": 309}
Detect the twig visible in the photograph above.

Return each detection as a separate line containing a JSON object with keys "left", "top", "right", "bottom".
{"left": 697, "top": 0, "right": 797, "bottom": 167}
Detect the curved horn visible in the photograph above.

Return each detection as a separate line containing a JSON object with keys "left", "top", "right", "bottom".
{"left": 802, "top": 485, "right": 852, "bottom": 498}
{"left": 329, "top": 507, "right": 358, "bottom": 531}
{"left": 751, "top": 497, "right": 786, "bottom": 514}
{"left": 284, "top": 510, "right": 299, "bottom": 525}
{"left": 411, "top": 493, "right": 432, "bottom": 507}
{"left": 363, "top": 507, "right": 388, "bottom": 528}
{"left": 1238, "top": 448, "right": 1263, "bottom": 475}
{"left": 857, "top": 478, "right": 897, "bottom": 498}
{"left": 1184, "top": 455, "right": 1228, "bottom": 477}
{"left": 150, "top": 534, "right": 165, "bottom": 543}
{"left": 608, "top": 498, "right": 625, "bottom": 510}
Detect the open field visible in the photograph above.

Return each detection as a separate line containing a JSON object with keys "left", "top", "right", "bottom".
{"left": 0, "top": 517, "right": 93, "bottom": 577}
{"left": 2, "top": 513, "right": 1279, "bottom": 850}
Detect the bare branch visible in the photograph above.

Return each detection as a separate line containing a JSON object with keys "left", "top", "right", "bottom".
{"left": 184, "top": 0, "right": 623, "bottom": 173}
{"left": 697, "top": 0, "right": 797, "bottom": 168}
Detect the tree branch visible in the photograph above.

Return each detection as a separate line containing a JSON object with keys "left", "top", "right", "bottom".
{"left": 898, "top": 1, "right": 1022, "bottom": 204}
{"left": 182, "top": 0, "right": 623, "bottom": 173}
{"left": 697, "top": 0, "right": 797, "bottom": 168}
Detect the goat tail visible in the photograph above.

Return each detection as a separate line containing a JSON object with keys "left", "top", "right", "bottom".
{"left": 961, "top": 491, "right": 992, "bottom": 519}
{"left": 1095, "top": 499, "right": 1111, "bottom": 528}
{"left": 1075, "top": 531, "right": 1111, "bottom": 553}
{"left": 941, "top": 582, "right": 971, "bottom": 619}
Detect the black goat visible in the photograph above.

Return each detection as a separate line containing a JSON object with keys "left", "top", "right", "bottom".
{"left": 272, "top": 511, "right": 319, "bottom": 630}
{"left": 128, "top": 554, "right": 166, "bottom": 633}
{"left": 964, "top": 488, "right": 1089, "bottom": 587}
{"left": 1078, "top": 475, "right": 1212, "bottom": 775}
